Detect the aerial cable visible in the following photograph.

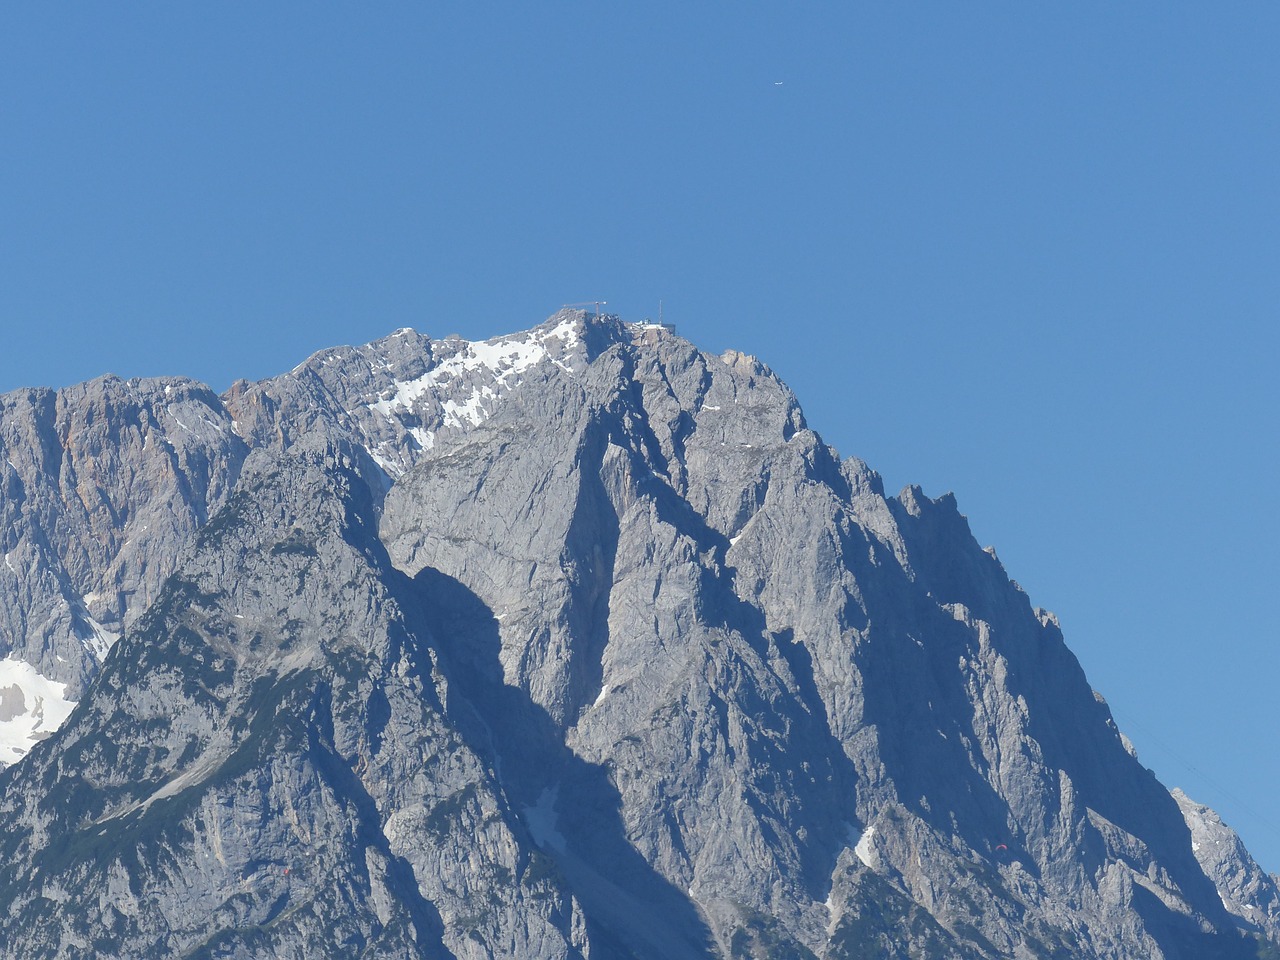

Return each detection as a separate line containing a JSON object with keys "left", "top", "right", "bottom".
{"left": 1111, "top": 705, "right": 1280, "bottom": 846}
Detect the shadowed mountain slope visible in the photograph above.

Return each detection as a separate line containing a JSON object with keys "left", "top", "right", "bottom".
{"left": 0, "top": 311, "right": 1275, "bottom": 959}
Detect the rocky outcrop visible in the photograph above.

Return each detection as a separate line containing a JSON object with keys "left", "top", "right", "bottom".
{"left": 0, "top": 317, "right": 612, "bottom": 768}
{"left": 0, "top": 310, "right": 1275, "bottom": 959}
{"left": 0, "top": 451, "right": 588, "bottom": 959}
{"left": 0, "top": 375, "right": 246, "bottom": 693}
{"left": 1174, "top": 787, "right": 1280, "bottom": 938}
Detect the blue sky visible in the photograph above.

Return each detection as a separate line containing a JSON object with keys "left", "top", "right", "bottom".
{"left": 4, "top": 5, "right": 1278, "bottom": 868}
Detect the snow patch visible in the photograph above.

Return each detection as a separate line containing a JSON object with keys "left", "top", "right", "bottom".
{"left": 364, "top": 316, "right": 583, "bottom": 465}
{"left": 440, "top": 389, "right": 489, "bottom": 428}
{"left": 370, "top": 320, "right": 574, "bottom": 417}
{"left": 4, "top": 554, "right": 15, "bottom": 575}
{"left": 854, "top": 825, "right": 878, "bottom": 869}
{"left": 524, "top": 785, "right": 567, "bottom": 853}
{"left": 367, "top": 445, "right": 400, "bottom": 478}
{"left": 592, "top": 684, "right": 610, "bottom": 708}
{"left": 0, "top": 658, "right": 76, "bottom": 766}
{"left": 824, "top": 889, "right": 841, "bottom": 936}
{"left": 167, "top": 407, "right": 191, "bottom": 433}
{"left": 80, "top": 610, "right": 121, "bottom": 663}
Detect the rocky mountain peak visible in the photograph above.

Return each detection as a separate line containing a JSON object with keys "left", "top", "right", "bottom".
{"left": 0, "top": 312, "right": 1276, "bottom": 959}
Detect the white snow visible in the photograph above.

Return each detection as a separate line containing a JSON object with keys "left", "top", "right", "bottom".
{"left": 824, "top": 889, "right": 840, "bottom": 936}
{"left": 729, "top": 534, "right": 743, "bottom": 547}
{"left": 79, "top": 608, "right": 121, "bottom": 663}
{"left": 167, "top": 407, "right": 191, "bottom": 433}
{"left": 466, "top": 331, "right": 554, "bottom": 376}
{"left": 4, "top": 554, "right": 15, "bottom": 575}
{"left": 0, "top": 658, "right": 76, "bottom": 766}
{"left": 364, "top": 317, "right": 582, "bottom": 474}
{"left": 367, "top": 445, "right": 399, "bottom": 477}
{"left": 368, "top": 317, "right": 580, "bottom": 421}
{"left": 523, "top": 784, "right": 567, "bottom": 853}
{"left": 854, "top": 825, "right": 877, "bottom": 868}
{"left": 440, "top": 389, "right": 490, "bottom": 428}
{"left": 592, "top": 684, "right": 610, "bottom": 707}
{"left": 369, "top": 374, "right": 433, "bottom": 419}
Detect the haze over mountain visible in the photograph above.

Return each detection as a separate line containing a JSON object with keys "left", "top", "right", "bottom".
{"left": 0, "top": 311, "right": 1276, "bottom": 959}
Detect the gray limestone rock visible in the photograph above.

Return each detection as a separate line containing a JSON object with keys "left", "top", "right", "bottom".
{"left": 0, "top": 375, "right": 246, "bottom": 698}
{"left": 1173, "top": 787, "right": 1280, "bottom": 939}
{"left": 0, "top": 451, "right": 587, "bottom": 959}
{"left": 0, "top": 311, "right": 1274, "bottom": 959}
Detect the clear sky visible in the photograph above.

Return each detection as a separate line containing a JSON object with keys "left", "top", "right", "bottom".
{"left": 4, "top": 5, "right": 1278, "bottom": 869}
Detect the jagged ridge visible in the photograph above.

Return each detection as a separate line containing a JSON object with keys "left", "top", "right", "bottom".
{"left": 0, "top": 311, "right": 1276, "bottom": 959}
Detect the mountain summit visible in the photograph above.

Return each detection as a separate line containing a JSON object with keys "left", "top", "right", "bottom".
{"left": 0, "top": 311, "right": 1275, "bottom": 959}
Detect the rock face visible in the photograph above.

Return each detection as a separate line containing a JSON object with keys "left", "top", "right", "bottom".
{"left": 0, "top": 311, "right": 1276, "bottom": 959}
{"left": 1173, "top": 789, "right": 1280, "bottom": 937}
{"left": 0, "top": 377, "right": 246, "bottom": 762}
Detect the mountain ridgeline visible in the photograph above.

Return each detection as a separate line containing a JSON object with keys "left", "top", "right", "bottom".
{"left": 0, "top": 311, "right": 1276, "bottom": 959}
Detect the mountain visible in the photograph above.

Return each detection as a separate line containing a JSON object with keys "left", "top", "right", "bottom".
{"left": 0, "top": 310, "right": 1276, "bottom": 959}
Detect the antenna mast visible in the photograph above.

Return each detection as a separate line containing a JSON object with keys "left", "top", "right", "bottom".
{"left": 562, "top": 301, "right": 607, "bottom": 318}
